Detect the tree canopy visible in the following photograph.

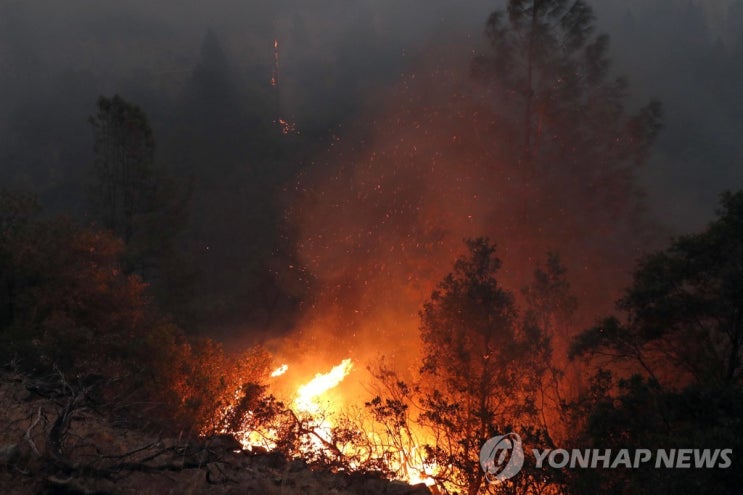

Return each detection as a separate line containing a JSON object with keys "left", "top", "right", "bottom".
{"left": 472, "top": 0, "right": 662, "bottom": 233}
{"left": 571, "top": 190, "right": 743, "bottom": 386}
{"left": 386, "top": 239, "right": 556, "bottom": 494}
{"left": 569, "top": 190, "right": 743, "bottom": 493}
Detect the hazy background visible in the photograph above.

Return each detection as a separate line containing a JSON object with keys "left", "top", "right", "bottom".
{"left": 1, "top": 0, "right": 741, "bottom": 344}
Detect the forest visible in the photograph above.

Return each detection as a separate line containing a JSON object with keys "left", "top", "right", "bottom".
{"left": 1, "top": 1, "right": 741, "bottom": 494}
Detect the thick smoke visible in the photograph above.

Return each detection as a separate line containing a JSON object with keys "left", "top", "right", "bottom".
{"left": 276, "top": 49, "right": 652, "bottom": 386}
{"left": 1, "top": 0, "right": 741, "bottom": 346}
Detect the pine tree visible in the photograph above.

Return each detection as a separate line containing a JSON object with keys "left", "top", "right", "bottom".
{"left": 89, "top": 95, "right": 193, "bottom": 324}
{"left": 472, "top": 0, "right": 662, "bottom": 183}
{"left": 89, "top": 95, "right": 155, "bottom": 243}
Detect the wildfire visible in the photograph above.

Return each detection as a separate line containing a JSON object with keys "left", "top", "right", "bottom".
{"left": 270, "top": 364, "right": 288, "bottom": 377}
{"left": 228, "top": 356, "right": 442, "bottom": 489}
{"left": 294, "top": 358, "right": 353, "bottom": 414}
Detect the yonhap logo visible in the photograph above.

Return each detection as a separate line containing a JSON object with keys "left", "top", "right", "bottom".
{"left": 479, "top": 432, "right": 525, "bottom": 482}
{"left": 479, "top": 431, "right": 733, "bottom": 482}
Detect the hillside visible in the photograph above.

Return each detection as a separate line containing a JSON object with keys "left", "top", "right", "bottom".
{"left": 0, "top": 369, "right": 431, "bottom": 495}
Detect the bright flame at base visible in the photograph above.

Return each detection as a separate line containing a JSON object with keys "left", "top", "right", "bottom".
{"left": 231, "top": 357, "right": 441, "bottom": 489}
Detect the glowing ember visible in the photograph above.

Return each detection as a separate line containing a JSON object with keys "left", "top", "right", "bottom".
{"left": 271, "top": 39, "right": 279, "bottom": 87}
{"left": 294, "top": 358, "right": 353, "bottom": 413}
{"left": 270, "top": 364, "right": 288, "bottom": 377}
{"left": 277, "top": 118, "right": 299, "bottom": 135}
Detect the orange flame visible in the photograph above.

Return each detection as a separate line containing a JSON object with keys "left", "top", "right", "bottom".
{"left": 231, "top": 356, "right": 441, "bottom": 488}
{"left": 294, "top": 358, "right": 353, "bottom": 414}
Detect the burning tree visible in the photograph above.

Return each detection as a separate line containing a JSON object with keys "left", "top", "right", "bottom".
{"left": 418, "top": 238, "right": 553, "bottom": 494}
{"left": 365, "top": 239, "right": 561, "bottom": 494}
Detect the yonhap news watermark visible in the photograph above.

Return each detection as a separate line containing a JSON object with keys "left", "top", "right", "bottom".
{"left": 480, "top": 432, "right": 733, "bottom": 483}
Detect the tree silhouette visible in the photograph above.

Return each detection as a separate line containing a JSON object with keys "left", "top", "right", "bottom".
{"left": 472, "top": 0, "right": 662, "bottom": 185}
{"left": 572, "top": 190, "right": 743, "bottom": 386}
{"left": 569, "top": 190, "right": 743, "bottom": 493}
{"left": 89, "top": 95, "right": 155, "bottom": 244}
{"left": 89, "top": 95, "right": 193, "bottom": 323}
{"left": 417, "top": 238, "right": 553, "bottom": 494}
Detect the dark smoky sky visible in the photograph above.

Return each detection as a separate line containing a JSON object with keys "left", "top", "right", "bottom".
{"left": 1, "top": 0, "right": 741, "bottom": 232}
{"left": 1, "top": 0, "right": 742, "bottom": 346}
{"left": 2, "top": 0, "right": 739, "bottom": 425}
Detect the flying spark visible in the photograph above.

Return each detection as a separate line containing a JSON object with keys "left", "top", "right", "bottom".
{"left": 270, "top": 364, "right": 288, "bottom": 377}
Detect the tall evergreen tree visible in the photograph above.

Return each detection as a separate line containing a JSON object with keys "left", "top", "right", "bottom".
{"left": 472, "top": 0, "right": 662, "bottom": 186}
{"left": 89, "top": 95, "right": 155, "bottom": 244}
{"left": 89, "top": 95, "right": 193, "bottom": 324}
